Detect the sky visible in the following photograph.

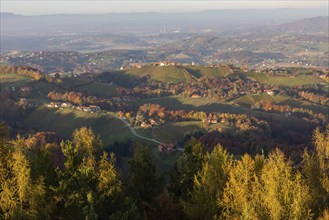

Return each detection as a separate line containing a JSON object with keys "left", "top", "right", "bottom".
{"left": 1, "top": 0, "right": 328, "bottom": 16}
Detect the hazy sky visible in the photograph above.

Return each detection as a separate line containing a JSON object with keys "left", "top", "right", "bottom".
{"left": 1, "top": 1, "right": 328, "bottom": 15}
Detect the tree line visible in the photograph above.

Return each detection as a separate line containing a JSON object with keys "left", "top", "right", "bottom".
{"left": 0, "top": 123, "right": 329, "bottom": 219}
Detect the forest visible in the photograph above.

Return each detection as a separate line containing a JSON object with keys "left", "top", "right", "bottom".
{"left": 1, "top": 122, "right": 329, "bottom": 219}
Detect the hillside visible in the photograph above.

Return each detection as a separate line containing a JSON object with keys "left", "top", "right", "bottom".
{"left": 272, "top": 16, "right": 329, "bottom": 34}
{"left": 125, "top": 66, "right": 196, "bottom": 83}
{"left": 243, "top": 72, "right": 326, "bottom": 86}
{"left": 23, "top": 106, "right": 133, "bottom": 145}
{"left": 97, "top": 65, "right": 238, "bottom": 85}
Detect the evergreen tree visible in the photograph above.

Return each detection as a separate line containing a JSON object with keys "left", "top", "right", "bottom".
{"left": 261, "top": 149, "right": 312, "bottom": 220}
{"left": 129, "top": 145, "right": 162, "bottom": 202}
{"left": 182, "top": 145, "right": 232, "bottom": 219}
{"left": 221, "top": 154, "right": 265, "bottom": 220}
{"left": 170, "top": 139, "right": 205, "bottom": 199}
{"left": 54, "top": 127, "right": 122, "bottom": 219}
{"left": 0, "top": 149, "right": 49, "bottom": 219}
{"left": 302, "top": 127, "right": 329, "bottom": 217}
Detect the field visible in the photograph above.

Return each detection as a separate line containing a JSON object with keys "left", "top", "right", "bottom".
{"left": 23, "top": 106, "right": 134, "bottom": 146}
{"left": 79, "top": 82, "right": 120, "bottom": 98}
{"left": 61, "top": 77, "right": 93, "bottom": 88}
{"left": 232, "top": 93, "right": 289, "bottom": 107}
{"left": 98, "top": 65, "right": 235, "bottom": 85}
{"left": 126, "top": 66, "right": 195, "bottom": 83}
{"left": 243, "top": 72, "right": 326, "bottom": 86}
{"left": 0, "top": 74, "right": 34, "bottom": 89}
{"left": 139, "top": 95, "right": 318, "bottom": 127}
{"left": 268, "top": 75, "right": 325, "bottom": 86}
{"left": 232, "top": 93, "right": 329, "bottom": 114}
{"left": 0, "top": 73, "right": 63, "bottom": 103}
{"left": 185, "top": 66, "right": 233, "bottom": 78}
{"left": 153, "top": 121, "right": 204, "bottom": 144}
{"left": 140, "top": 96, "right": 244, "bottom": 113}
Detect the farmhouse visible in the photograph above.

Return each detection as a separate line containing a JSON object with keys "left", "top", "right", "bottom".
{"left": 61, "top": 102, "right": 73, "bottom": 108}
{"left": 141, "top": 121, "right": 147, "bottom": 128}
{"left": 89, "top": 105, "right": 101, "bottom": 113}
{"left": 158, "top": 143, "right": 175, "bottom": 152}
{"left": 82, "top": 106, "right": 91, "bottom": 112}
{"left": 47, "top": 102, "right": 61, "bottom": 108}
{"left": 191, "top": 93, "right": 200, "bottom": 98}
{"left": 131, "top": 63, "right": 144, "bottom": 68}
{"left": 210, "top": 119, "right": 218, "bottom": 124}
{"left": 266, "top": 90, "right": 275, "bottom": 96}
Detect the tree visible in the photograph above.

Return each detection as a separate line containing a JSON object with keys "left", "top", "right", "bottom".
{"left": 302, "top": 127, "right": 329, "bottom": 217}
{"left": 72, "top": 127, "right": 101, "bottom": 159}
{"left": 54, "top": 128, "right": 121, "bottom": 219}
{"left": 0, "top": 149, "right": 49, "bottom": 219}
{"left": 182, "top": 145, "right": 232, "bottom": 219}
{"left": 221, "top": 154, "right": 265, "bottom": 220}
{"left": 170, "top": 139, "right": 205, "bottom": 199}
{"left": 261, "top": 149, "right": 312, "bottom": 220}
{"left": 128, "top": 145, "right": 162, "bottom": 202}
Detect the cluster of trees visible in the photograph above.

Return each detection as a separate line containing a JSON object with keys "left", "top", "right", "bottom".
{"left": 117, "top": 73, "right": 278, "bottom": 102}
{"left": 47, "top": 91, "right": 132, "bottom": 111}
{"left": 131, "top": 75, "right": 277, "bottom": 101}
{"left": 47, "top": 91, "right": 95, "bottom": 105}
{"left": 180, "top": 75, "right": 275, "bottom": 100}
{"left": 254, "top": 100, "right": 328, "bottom": 124}
{"left": 0, "top": 91, "right": 34, "bottom": 129}
{"left": 171, "top": 127, "right": 329, "bottom": 219}
{"left": 0, "top": 66, "right": 43, "bottom": 80}
{"left": 0, "top": 65, "right": 64, "bottom": 86}
{"left": 0, "top": 126, "right": 162, "bottom": 219}
{"left": 135, "top": 104, "right": 269, "bottom": 132}
{"left": 1, "top": 122, "right": 328, "bottom": 219}
{"left": 298, "top": 91, "right": 329, "bottom": 106}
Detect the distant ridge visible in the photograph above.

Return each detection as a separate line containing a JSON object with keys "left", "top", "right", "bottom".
{"left": 274, "top": 16, "right": 329, "bottom": 33}
{"left": 1, "top": 8, "right": 328, "bottom": 36}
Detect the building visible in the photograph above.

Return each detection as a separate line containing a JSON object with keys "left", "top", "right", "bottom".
{"left": 61, "top": 102, "right": 73, "bottom": 108}
{"left": 47, "top": 102, "right": 61, "bottom": 108}
{"left": 191, "top": 93, "right": 200, "bottom": 98}
{"left": 141, "top": 121, "right": 147, "bottom": 128}
{"left": 89, "top": 105, "right": 101, "bottom": 113}
{"left": 131, "top": 63, "right": 144, "bottom": 68}
{"left": 210, "top": 119, "right": 218, "bottom": 124}
{"left": 158, "top": 143, "right": 175, "bottom": 152}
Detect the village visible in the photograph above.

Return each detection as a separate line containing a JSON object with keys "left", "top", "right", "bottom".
{"left": 47, "top": 101, "right": 102, "bottom": 114}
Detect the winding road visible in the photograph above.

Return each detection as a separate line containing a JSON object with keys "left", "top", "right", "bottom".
{"left": 107, "top": 112, "right": 166, "bottom": 145}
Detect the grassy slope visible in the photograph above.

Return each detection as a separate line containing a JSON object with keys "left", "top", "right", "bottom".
{"left": 140, "top": 96, "right": 242, "bottom": 113}
{"left": 79, "top": 82, "right": 119, "bottom": 98}
{"left": 24, "top": 106, "right": 133, "bottom": 145}
{"left": 244, "top": 72, "right": 326, "bottom": 86}
{"left": 139, "top": 96, "right": 319, "bottom": 125}
{"left": 153, "top": 121, "right": 204, "bottom": 143}
{"left": 0, "top": 74, "right": 34, "bottom": 89}
{"left": 268, "top": 75, "right": 325, "bottom": 86}
{"left": 126, "top": 66, "right": 194, "bottom": 83}
{"left": 0, "top": 73, "right": 62, "bottom": 103}
{"left": 186, "top": 66, "right": 233, "bottom": 78}
{"left": 232, "top": 94, "right": 288, "bottom": 107}
{"left": 233, "top": 93, "right": 328, "bottom": 114}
